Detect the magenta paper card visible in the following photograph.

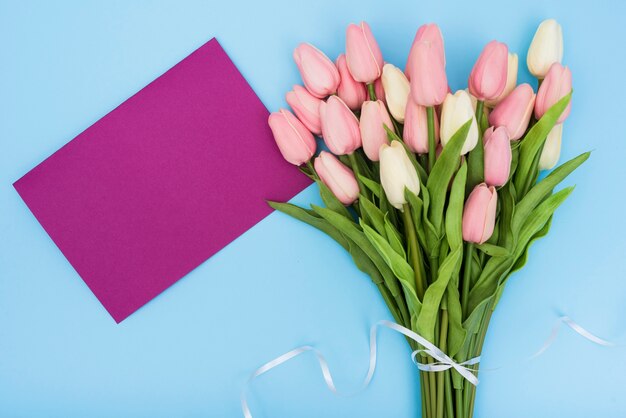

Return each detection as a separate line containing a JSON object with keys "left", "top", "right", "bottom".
{"left": 14, "top": 38, "right": 310, "bottom": 323}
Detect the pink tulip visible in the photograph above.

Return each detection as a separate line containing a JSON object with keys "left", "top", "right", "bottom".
{"left": 534, "top": 62, "right": 572, "bottom": 123}
{"left": 462, "top": 183, "right": 498, "bottom": 244}
{"left": 346, "top": 21, "right": 384, "bottom": 83}
{"left": 293, "top": 43, "right": 340, "bottom": 98}
{"left": 314, "top": 151, "right": 360, "bottom": 205}
{"left": 468, "top": 40, "right": 509, "bottom": 101}
{"left": 406, "top": 23, "right": 445, "bottom": 79}
{"left": 409, "top": 41, "right": 448, "bottom": 107}
{"left": 360, "top": 100, "right": 394, "bottom": 161}
{"left": 319, "top": 96, "right": 362, "bottom": 155}
{"left": 483, "top": 126, "right": 512, "bottom": 187}
{"left": 371, "top": 76, "right": 386, "bottom": 103}
{"left": 403, "top": 96, "right": 439, "bottom": 154}
{"left": 489, "top": 83, "right": 536, "bottom": 140}
{"left": 336, "top": 54, "right": 367, "bottom": 110}
{"left": 268, "top": 109, "right": 316, "bottom": 166}
{"left": 286, "top": 85, "right": 323, "bottom": 135}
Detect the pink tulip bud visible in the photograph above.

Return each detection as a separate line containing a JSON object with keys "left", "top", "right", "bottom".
{"left": 409, "top": 41, "right": 448, "bottom": 107}
{"left": 468, "top": 40, "right": 509, "bottom": 101}
{"left": 336, "top": 54, "right": 367, "bottom": 110}
{"left": 293, "top": 43, "right": 340, "bottom": 98}
{"left": 319, "top": 96, "right": 362, "bottom": 155}
{"left": 346, "top": 21, "right": 384, "bottom": 83}
{"left": 268, "top": 109, "right": 316, "bottom": 166}
{"left": 483, "top": 126, "right": 512, "bottom": 187}
{"left": 371, "top": 76, "right": 386, "bottom": 103}
{"left": 534, "top": 62, "right": 572, "bottom": 123}
{"left": 314, "top": 151, "right": 360, "bottom": 205}
{"left": 489, "top": 83, "right": 536, "bottom": 141}
{"left": 286, "top": 85, "right": 323, "bottom": 135}
{"left": 360, "top": 100, "right": 394, "bottom": 161}
{"left": 462, "top": 183, "right": 498, "bottom": 244}
{"left": 406, "top": 23, "right": 445, "bottom": 79}
{"left": 403, "top": 96, "right": 439, "bottom": 154}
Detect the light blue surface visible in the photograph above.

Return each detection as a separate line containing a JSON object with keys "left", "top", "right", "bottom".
{"left": 1, "top": 1, "right": 625, "bottom": 417}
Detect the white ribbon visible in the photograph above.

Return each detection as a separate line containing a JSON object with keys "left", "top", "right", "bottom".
{"left": 241, "top": 315, "right": 619, "bottom": 418}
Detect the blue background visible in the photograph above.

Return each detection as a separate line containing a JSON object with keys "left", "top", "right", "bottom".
{"left": 1, "top": 0, "right": 625, "bottom": 417}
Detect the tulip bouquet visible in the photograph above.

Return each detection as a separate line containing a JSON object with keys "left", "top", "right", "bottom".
{"left": 268, "top": 19, "right": 584, "bottom": 418}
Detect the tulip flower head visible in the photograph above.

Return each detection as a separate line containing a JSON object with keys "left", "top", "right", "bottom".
{"left": 336, "top": 54, "right": 367, "bottom": 111}
{"left": 360, "top": 100, "right": 394, "bottom": 161}
{"left": 483, "top": 126, "right": 512, "bottom": 187}
{"left": 468, "top": 40, "right": 509, "bottom": 101}
{"left": 314, "top": 151, "right": 360, "bottom": 205}
{"left": 379, "top": 141, "right": 420, "bottom": 210}
{"left": 527, "top": 19, "right": 563, "bottom": 79}
{"left": 346, "top": 21, "right": 384, "bottom": 83}
{"left": 382, "top": 63, "right": 410, "bottom": 122}
{"left": 409, "top": 40, "right": 448, "bottom": 107}
{"left": 462, "top": 183, "right": 498, "bottom": 244}
{"left": 406, "top": 23, "right": 445, "bottom": 78}
{"left": 489, "top": 83, "right": 536, "bottom": 141}
{"left": 286, "top": 85, "right": 323, "bottom": 135}
{"left": 538, "top": 123, "right": 563, "bottom": 170}
{"left": 440, "top": 90, "right": 479, "bottom": 155}
{"left": 293, "top": 43, "right": 340, "bottom": 98}
{"left": 268, "top": 109, "right": 316, "bottom": 166}
{"left": 485, "top": 52, "right": 518, "bottom": 107}
{"left": 319, "top": 95, "right": 362, "bottom": 155}
{"left": 534, "top": 62, "right": 572, "bottom": 123}
{"left": 403, "top": 97, "right": 439, "bottom": 154}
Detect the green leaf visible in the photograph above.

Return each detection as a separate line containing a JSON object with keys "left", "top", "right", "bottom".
{"left": 513, "top": 92, "right": 572, "bottom": 196}
{"left": 445, "top": 161, "right": 467, "bottom": 251}
{"left": 511, "top": 152, "right": 589, "bottom": 236}
{"left": 312, "top": 205, "right": 402, "bottom": 299}
{"left": 384, "top": 214, "right": 406, "bottom": 259}
{"left": 475, "top": 243, "right": 510, "bottom": 257}
{"left": 416, "top": 247, "right": 463, "bottom": 343}
{"left": 405, "top": 189, "right": 427, "bottom": 249}
{"left": 359, "top": 175, "right": 381, "bottom": 198}
{"left": 316, "top": 179, "right": 352, "bottom": 220}
{"left": 427, "top": 119, "right": 472, "bottom": 234}
{"left": 361, "top": 222, "right": 421, "bottom": 315}
{"left": 511, "top": 217, "right": 552, "bottom": 273}
{"left": 359, "top": 194, "right": 386, "bottom": 236}
{"left": 268, "top": 201, "right": 349, "bottom": 249}
{"left": 445, "top": 280, "right": 466, "bottom": 358}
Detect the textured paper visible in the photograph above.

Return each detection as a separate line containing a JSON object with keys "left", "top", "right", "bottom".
{"left": 14, "top": 38, "right": 310, "bottom": 323}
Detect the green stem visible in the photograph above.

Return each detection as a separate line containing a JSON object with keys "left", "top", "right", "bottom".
{"left": 461, "top": 243, "right": 475, "bottom": 319}
{"left": 455, "top": 388, "right": 464, "bottom": 418}
{"left": 306, "top": 160, "right": 317, "bottom": 179}
{"left": 436, "top": 310, "right": 449, "bottom": 418}
{"left": 467, "top": 306, "right": 493, "bottom": 418}
{"left": 475, "top": 100, "right": 484, "bottom": 133}
{"left": 444, "top": 369, "right": 454, "bottom": 418}
{"left": 427, "top": 106, "right": 436, "bottom": 172}
{"left": 367, "top": 83, "right": 377, "bottom": 101}
{"left": 348, "top": 152, "right": 366, "bottom": 198}
{"left": 401, "top": 204, "right": 426, "bottom": 300}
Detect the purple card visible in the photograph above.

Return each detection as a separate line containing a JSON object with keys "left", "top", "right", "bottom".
{"left": 14, "top": 38, "right": 310, "bottom": 323}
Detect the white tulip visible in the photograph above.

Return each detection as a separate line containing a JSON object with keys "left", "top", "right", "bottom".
{"left": 539, "top": 123, "right": 563, "bottom": 170}
{"left": 381, "top": 63, "right": 410, "bottom": 122}
{"left": 485, "top": 53, "right": 519, "bottom": 107}
{"left": 527, "top": 19, "right": 563, "bottom": 78}
{"left": 440, "top": 90, "right": 479, "bottom": 155}
{"left": 379, "top": 141, "right": 420, "bottom": 209}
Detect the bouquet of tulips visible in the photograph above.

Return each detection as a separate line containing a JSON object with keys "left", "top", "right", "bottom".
{"left": 267, "top": 19, "right": 584, "bottom": 418}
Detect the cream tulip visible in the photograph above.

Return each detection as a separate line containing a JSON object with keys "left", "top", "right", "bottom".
{"left": 440, "top": 90, "right": 479, "bottom": 155}
{"left": 527, "top": 19, "right": 563, "bottom": 79}
{"left": 538, "top": 123, "right": 563, "bottom": 170}
{"left": 381, "top": 63, "right": 410, "bottom": 122}
{"left": 379, "top": 141, "right": 420, "bottom": 209}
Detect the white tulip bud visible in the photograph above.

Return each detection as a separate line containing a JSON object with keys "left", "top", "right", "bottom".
{"left": 381, "top": 63, "right": 410, "bottom": 122}
{"left": 440, "top": 90, "right": 479, "bottom": 155}
{"left": 539, "top": 123, "right": 563, "bottom": 170}
{"left": 379, "top": 141, "right": 420, "bottom": 209}
{"left": 527, "top": 19, "right": 563, "bottom": 79}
